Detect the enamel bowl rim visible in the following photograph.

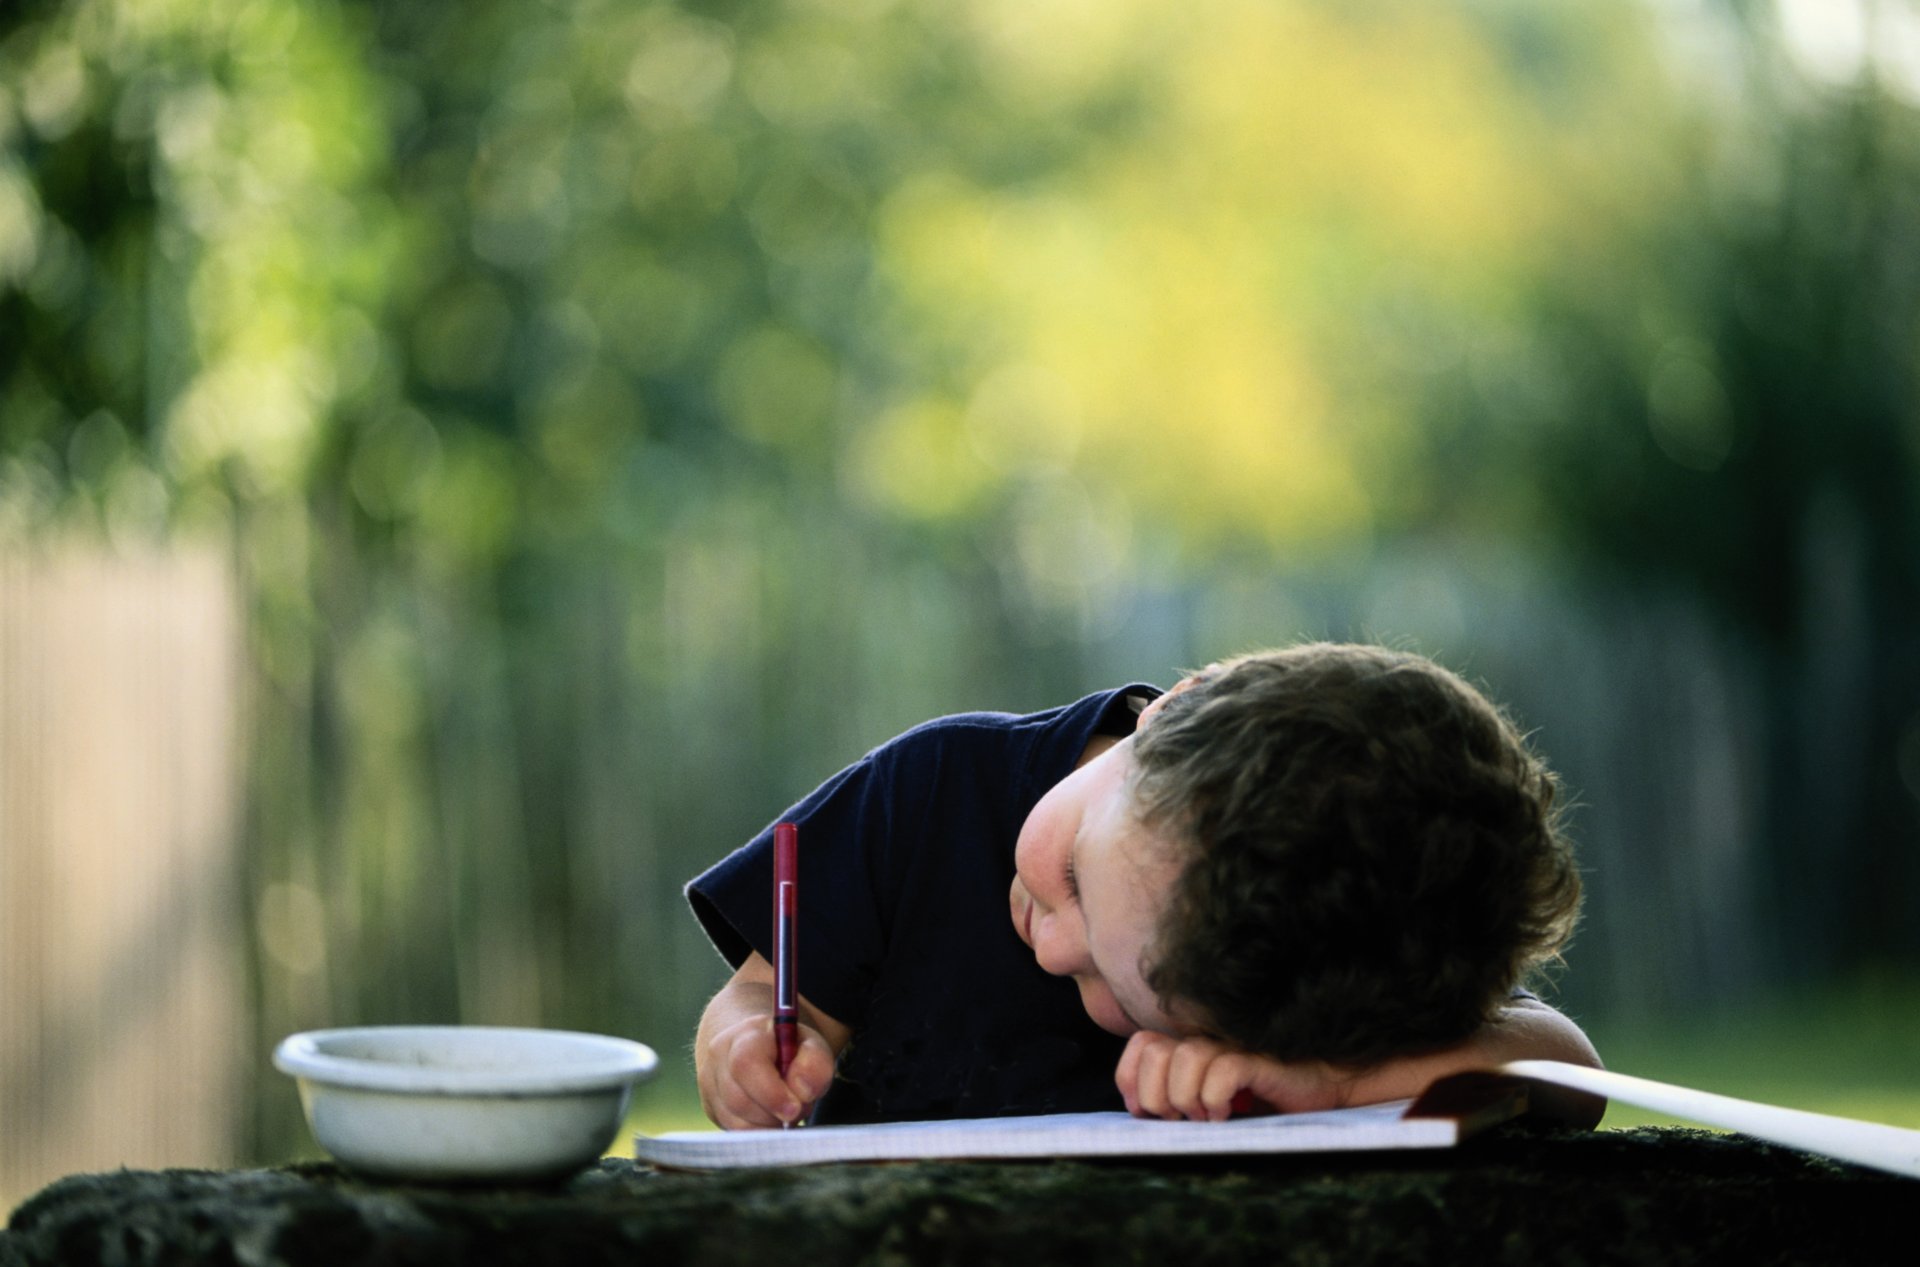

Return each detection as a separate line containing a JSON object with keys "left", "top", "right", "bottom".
{"left": 273, "top": 1025, "right": 659, "bottom": 1097}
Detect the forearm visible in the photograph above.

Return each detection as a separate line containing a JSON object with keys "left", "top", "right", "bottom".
{"left": 1338, "top": 999, "right": 1605, "bottom": 1125}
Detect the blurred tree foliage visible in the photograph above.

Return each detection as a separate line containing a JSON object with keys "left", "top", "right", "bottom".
{"left": 3, "top": 0, "right": 1918, "bottom": 1158}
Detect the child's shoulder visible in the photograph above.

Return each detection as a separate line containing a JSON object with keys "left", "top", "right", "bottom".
{"left": 881, "top": 686, "right": 1151, "bottom": 761}
{"left": 865, "top": 685, "right": 1155, "bottom": 795}
{"left": 866, "top": 706, "right": 1050, "bottom": 777}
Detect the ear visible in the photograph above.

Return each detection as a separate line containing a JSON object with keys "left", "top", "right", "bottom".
{"left": 1136, "top": 672, "right": 1207, "bottom": 730}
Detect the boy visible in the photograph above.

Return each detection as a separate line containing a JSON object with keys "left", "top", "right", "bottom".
{"left": 690, "top": 644, "right": 1602, "bottom": 1129}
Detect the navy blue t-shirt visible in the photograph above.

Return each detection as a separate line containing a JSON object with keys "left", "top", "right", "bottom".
{"left": 687, "top": 684, "right": 1161, "bottom": 1124}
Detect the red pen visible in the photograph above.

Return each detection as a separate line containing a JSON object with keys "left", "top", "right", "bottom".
{"left": 772, "top": 821, "right": 800, "bottom": 1123}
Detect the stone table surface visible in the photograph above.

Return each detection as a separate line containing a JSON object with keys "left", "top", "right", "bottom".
{"left": 3, "top": 1126, "right": 1910, "bottom": 1267}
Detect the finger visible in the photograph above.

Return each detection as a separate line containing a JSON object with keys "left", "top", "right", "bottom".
{"left": 1135, "top": 1036, "right": 1179, "bottom": 1120}
{"left": 711, "top": 1061, "right": 783, "bottom": 1130}
{"left": 1165, "top": 1039, "right": 1225, "bottom": 1121}
{"left": 783, "top": 1027, "right": 837, "bottom": 1108}
{"left": 724, "top": 1062, "right": 797, "bottom": 1129}
{"left": 1128, "top": 1035, "right": 1167, "bottom": 1118}
{"left": 726, "top": 1025, "right": 808, "bottom": 1126}
{"left": 1200, "top": 1055, "right": 1255, "bottom": 1122}
{"left": 700, "top": 1032, "right": 752, "bottom": 1128}
{"left": 1114, "top": 1031, "right": 1153, "bottom": 1114}
{"left": 713, "top": 1093, "right": 775, "bottom": 1131}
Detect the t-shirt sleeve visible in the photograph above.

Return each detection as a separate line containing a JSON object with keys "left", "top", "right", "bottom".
{"left": 685, "top": 745, "right": 912, "bottom": 1031}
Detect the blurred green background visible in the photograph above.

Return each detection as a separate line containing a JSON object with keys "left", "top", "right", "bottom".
{"left": 3, "top": 0, "right": 1918, "bottom": 1176}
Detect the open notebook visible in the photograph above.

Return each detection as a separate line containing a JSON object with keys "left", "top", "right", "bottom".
{"left": 637, "top": 1062, "right": 1920, "bottom": 1175}
{"left": 633, "top": 1076, "right": 1526, "bottom": 1170}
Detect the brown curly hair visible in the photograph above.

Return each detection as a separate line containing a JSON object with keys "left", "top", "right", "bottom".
{"left": 1133, "top": 644, "right": 1580, "bottom": 1066}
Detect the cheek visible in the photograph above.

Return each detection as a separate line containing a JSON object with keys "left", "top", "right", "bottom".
{"left": 1013, "top": 800, "right": 1069, "bottom": 901}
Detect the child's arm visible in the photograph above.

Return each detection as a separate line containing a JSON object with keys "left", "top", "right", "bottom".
{"left": 696, "top": 951, "right": 853, "bottom": 1129}
{"left": 1115, "top": 997, "right": 1606, "bottom": 1127}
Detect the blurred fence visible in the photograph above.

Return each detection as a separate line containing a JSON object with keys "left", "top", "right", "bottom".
{"left": 239, "top": 524, "right": 1903, "bottom": 1063}
{"left": 0, "top": 544, "right": 243, "bottom": 1207}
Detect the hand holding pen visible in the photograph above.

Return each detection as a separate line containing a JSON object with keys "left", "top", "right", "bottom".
{"left": 692, "top": 820, "right": 849, "bottom": 1130}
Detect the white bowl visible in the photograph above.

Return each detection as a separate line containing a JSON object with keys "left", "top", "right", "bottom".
{"left": 274, "top": 1026, "right": 658, "bottom": 1182}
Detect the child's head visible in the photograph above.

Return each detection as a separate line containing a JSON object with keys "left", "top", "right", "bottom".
{"left": 1131, "top": 643, "right": 1580, "bottom": 1065}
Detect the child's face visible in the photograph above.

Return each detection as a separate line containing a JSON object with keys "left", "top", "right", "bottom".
{"left": 1009, "top": 732, "right": 1193, "bottom": 1039}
